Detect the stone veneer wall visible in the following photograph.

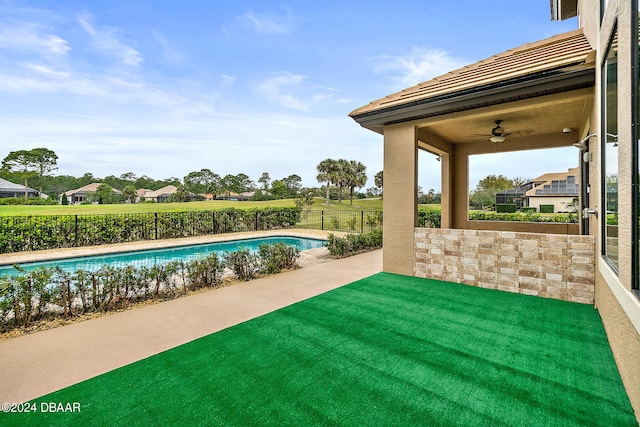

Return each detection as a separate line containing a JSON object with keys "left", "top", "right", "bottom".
{"left": 414, "top": 228, "right": 596, "bottom": 304}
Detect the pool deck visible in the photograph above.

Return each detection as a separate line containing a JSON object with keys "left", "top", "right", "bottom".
{"left": 0, "top": 237, "right": 382, "bottom": 403}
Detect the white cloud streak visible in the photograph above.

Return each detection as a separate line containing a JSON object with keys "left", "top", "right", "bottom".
{"left": 242, "top": 10, "right": 291, "bottom": 35}
{"left": 78, "top": 14, "right": 143, "bottom": 66}
{"left": 0, "top": 22, "right": 70, "bottom": 55}
{"left": 374, "top": 47, "right": 468, "bottom": 88}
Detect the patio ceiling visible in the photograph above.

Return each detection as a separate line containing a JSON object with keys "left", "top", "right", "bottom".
{"left": 415, "top": 87, "right": 594, "bottom": 155}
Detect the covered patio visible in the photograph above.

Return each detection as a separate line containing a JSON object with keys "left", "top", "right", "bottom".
{"left": 350, "top": 28, "right": 597, "bottom": 303}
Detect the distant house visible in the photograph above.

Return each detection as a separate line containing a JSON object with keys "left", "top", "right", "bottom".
{"left": 495, "top": 168, "right": 580, "bottom": 212}
{"left": 0, "top": 177, "right": 40, "bottom": 198}
{"left": 525, "top": 168, "right": 580, "bottom": 212}
{"left": 215, "top": 191, "right": 255, "bottom": 201}
{"left": 138, "top": 185, "right": 178, "bottom": 203}
{"left": 63, "top": 183, "right": 122, "bottom": 204}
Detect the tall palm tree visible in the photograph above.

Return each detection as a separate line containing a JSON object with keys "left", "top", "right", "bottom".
{"left": 334, "top": 159, "right": 351, "bottom": 203}
{"left": 316, "top": 158, "right": 338, "bottom": 205}
{"left": 346, "top": 160, "right": 367, "bottom": 205}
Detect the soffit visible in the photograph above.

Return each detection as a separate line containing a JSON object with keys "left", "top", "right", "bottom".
{"left": 350, "top": 29, "right": 593, "bottom": 130}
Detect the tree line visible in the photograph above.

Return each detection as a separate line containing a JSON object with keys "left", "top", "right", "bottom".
{"left": 1, "top": 149, "right": 383, "bottom": 204}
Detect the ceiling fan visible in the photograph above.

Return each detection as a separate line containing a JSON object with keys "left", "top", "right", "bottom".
{"left": 471, "top": 120, "right": 511, "bottom": 143}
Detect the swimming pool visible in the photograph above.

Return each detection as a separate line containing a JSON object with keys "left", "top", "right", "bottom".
{"left": 0, "top": 236, "right": 326, "bottom": 278}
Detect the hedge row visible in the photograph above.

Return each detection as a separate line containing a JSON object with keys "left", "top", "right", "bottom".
{"left": 468, "top": 211, "right": 578, "bottom": 223}
{"left": 326, "top": 228, "right": 382, "bottom": 257}
{"left": 0, "top": 242, "right": 300, "bottom": 332}
{"left": 416, "top": 208, "right": 577, "bottom": 226}
{"left": 0, "top": 207, "right": 301, "bottom": 254}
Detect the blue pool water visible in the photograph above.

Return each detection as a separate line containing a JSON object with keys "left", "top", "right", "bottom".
{"left": 0, "top": 236, "right": 326, "bottom": 278}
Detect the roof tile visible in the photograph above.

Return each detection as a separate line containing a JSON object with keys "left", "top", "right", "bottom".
{"left": 350, "top": 29, "right": 592, "bottom": 117}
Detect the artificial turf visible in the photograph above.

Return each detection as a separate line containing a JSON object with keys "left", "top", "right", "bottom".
{"left": 2, "top": 272, "right": 636, "bottom": 426}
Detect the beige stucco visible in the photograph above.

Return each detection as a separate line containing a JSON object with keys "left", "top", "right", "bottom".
{"left": 589, "top": 0, "right": 640, "bottom": 419}
{"left": 382, "top": 124, "right": 418, "bottom": 275}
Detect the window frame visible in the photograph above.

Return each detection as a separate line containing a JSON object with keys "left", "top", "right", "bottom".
{"left": 601, "top": 23, "right": 619, "bottom": 273}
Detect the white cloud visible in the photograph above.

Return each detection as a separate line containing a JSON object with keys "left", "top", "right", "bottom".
{"left": 374, "top": 47, "right": 468, "bottom": 88}
{"left": 0, "top": 22, "right": 69, "bottom": 55}
{"left": 242, "top": 10, "right": 291, "bottom": 35}
{"left": 78, "top": 14, "right": 143, "bottom": 66}
{"left": 255, "top": 73, "right": 340, "bottom": 111}
{"left": 257, "top": 72, "right": 310, "bottom": 110}
{"left": 220, "top": 74, "right": 236, "bottom": 87}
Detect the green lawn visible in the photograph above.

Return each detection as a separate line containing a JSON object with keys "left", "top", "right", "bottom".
{"left": 2, "top": 273, "right": 635, "bottom": 426}
{"left": 0, "top": 197, "right": 383, "bottom": 216}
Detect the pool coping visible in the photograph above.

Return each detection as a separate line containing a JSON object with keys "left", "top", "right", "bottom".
{"left": 0, "top": 229, "right": 340, "bottom": 267}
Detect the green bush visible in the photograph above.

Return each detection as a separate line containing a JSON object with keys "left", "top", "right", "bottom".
{"left": 0, "top": 197, "right": 56, "bottom": 205}
{"left": 496, "top": 204, "right": 517, "bottom": 213}
{"left": 258, "top": 242, "right": 300, "bottom": 274}
{"left": 521, "top": 207, "right": 537, "bottom": 213}
{"left": 540, "top": 204, "right": 554, "bottom": 213}
{"left": 223, "top": 248, "right": 260, "bottom": 281}
{"left": 418, "top": 209, "right": 441, "bottom": 228}
{"left": 326, "top": 228, "right": 382, "bottom": 257}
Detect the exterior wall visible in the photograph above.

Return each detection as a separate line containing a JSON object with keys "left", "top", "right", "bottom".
{"left": 589, "top": 0, "right": 640, "bottom": 418}
{"left": 527, "top": 196, "right": 576, "bottom": 212}
{"left": 595, "top": 268, "right": 640, "bottom": 413}
{"left": 382, "top": 123, "right": 418, "bottom": 275}
{"left": 414, "top": 228, "right": 595, "bottom": 303}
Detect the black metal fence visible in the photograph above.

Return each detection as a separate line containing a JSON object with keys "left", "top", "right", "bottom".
{"left": 0, "top": 209, "right": 383, "bottom": 254}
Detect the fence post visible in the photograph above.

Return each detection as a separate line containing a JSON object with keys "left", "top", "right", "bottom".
{"left": 255, "top": 211, "right": 259, "bottom": 231}
{"left": 213, "top": 211, "right": 217, "bottom": 234}
{"left": 154, "top": 212, "right": 158, "bottom": 240}
{"left": 74, "top": 215, "right": 78, "bottom": 247}
{"left": 321, "top": 210, "right": 324, "bottom": 230}
{"left": 361, "top": 211, "right": 364, "bottom": 233}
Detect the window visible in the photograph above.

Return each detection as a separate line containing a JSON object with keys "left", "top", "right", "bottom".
{"left": 602, "top": 27, "right": 619, "bottom": 270}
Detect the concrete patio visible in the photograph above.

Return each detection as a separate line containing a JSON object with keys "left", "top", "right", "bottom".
{"left": 0, "top": 244, "right": 382, "bottom": 403}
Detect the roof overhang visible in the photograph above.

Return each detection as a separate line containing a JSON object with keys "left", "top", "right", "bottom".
{"left": 351, "top": 65, "right": 595, "bottom": 135}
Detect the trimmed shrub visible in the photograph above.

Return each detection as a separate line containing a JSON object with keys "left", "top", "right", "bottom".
{"left": 223, "top": 249, "right": 260, "bottom": 281}
{"left": 496, "top": 204, "right": 517, "bottom": 213}
{"left": 326, "top": 228, "right": 382, "bottom": 257}
{"left": 540, "top": 204, "right": 554, "bottom": 213}
{"left": 258, "top": 243, "right": 300, "bottom": 274}
{"left": 418, "top": 209, "right": 441, "bottom": 228}
{"left": 521, "top": 207, "right": 537, "bottom": 213}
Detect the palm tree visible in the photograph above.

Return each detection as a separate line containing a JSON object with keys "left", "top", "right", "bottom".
{"left": 346, "top": 161, "right": 367, "bottom": 205}
{"left": 122, "top": 185, "right": 137, "bottom": 203}
{"left": 316, "top": 158, "right": 338, "bottom": 205}
{"left": 334, "top": 159, "right": 353, "bottom": 203}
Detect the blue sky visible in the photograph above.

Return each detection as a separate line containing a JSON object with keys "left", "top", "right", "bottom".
{"left": 0, "top": 1, "right": 579, "bottom": 191}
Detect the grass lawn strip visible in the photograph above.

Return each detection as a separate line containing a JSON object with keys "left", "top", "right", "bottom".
{"left": 1, "top": 273, "right": 635, "bottom": 426}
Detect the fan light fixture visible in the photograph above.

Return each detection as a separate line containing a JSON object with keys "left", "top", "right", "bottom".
{"left": 490, "top": 135, "right": 506, "bottom": 143}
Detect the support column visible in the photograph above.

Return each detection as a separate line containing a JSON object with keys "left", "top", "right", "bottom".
{"left": 383, "top": 124, "right": 418, "bottom": 276}
{"left": 440, "top": 144, "right": 469, "bottom": 229}
{"left": 451, "top": 145, "right": 470, "bottom": 229}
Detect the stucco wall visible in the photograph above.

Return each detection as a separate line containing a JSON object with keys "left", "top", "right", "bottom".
{"left": 414, "top": 228, "right": 595, "bottom": 303}
{"left": 595, "top": 269, "right": 640, "bottom": 415}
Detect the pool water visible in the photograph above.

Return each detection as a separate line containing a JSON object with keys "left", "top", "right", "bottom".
{"left": 0, "top": 236, "right": 326, "bottom": 278}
